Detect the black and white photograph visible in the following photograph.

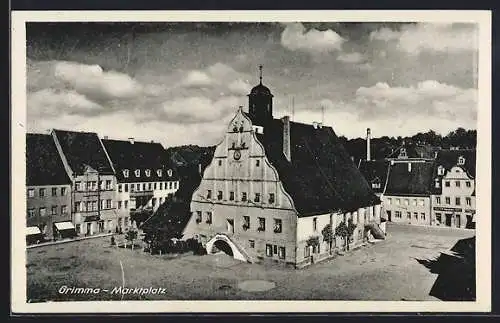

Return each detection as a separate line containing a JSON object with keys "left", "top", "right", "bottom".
{"left": 11, "top": 10, "right": 491, "bottom": 313}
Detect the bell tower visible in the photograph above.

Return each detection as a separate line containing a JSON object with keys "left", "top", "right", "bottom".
{"left": 248, "top": 65, "right": 274, "bottom": 126}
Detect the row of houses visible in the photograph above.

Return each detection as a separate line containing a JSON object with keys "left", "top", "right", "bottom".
{"left": 26, "top": 130, "right": 179, "bottom": 241}
{"left": 358, "top": 128, "right": 476, "bottom": 229}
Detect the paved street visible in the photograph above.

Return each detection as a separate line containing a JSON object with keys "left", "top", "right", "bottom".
{"left": 27, "top": 223, "right": 474, "bottom": 302}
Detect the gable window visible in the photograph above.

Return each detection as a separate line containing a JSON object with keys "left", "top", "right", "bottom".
{"left": 435, "top": 178, "right": 440, "bottom": 188}
{"left": 135, "top": 169, "right": 141, "bottom": 177}
{"left": 106, "top": 180, "right": 112, "bottom": 190}
{"left": 466, "top": 197, "right": 472, "bottom": 206}
{"left": 466, "top": 181, "right": 472, "bottom": 188}
{"left": 195, "top": 211, "right": 202, "bottom": 223}
{"left": 52, "top": 188, "right": 57, "bottom": 196}
{"left": 445, "top": 181, "right": 450, "bottom": 187}
{"left": 217, "top": 191, "right": 223, "bottom": 200}
{"left": 61, "top": 187, "right": 67, "bottom": 196}
{"left": 241, "top": 192, "right": 247, "bottom": 202}
{"left": 455, "top": 181, "right": 461, "bottom": 188}
{"left": 437, "top": 166, "right": 445, "bottom": 176}
{"left": 39, "top": 188, "right": 45, "bottom": 197}
{"left": 256, "top": 159, "right": 260, "bottom": 167}
{"left": 206, "top": 212, "right": 212, "bottom": 224}
{"left": 458, "top": 156, "right": 465, "bottom": 165}
{"left": 313, "top": 217, "right": 318, "bottom": 231}
{"left": 274, "top": 219, "right": 282, "bottom": 233}
{"left": 258, "top": 217, "right": 266, "bottom": 231}
{"left": 278, "top": 247, "right": 286, "bottom": 260}
{"left": 207, "top": 190, "right": 212, "bottom": 199}
{"left": 123, "top": 169, "right": 129, "bottom": 178}
{"left": 145, "top": 169, "right": 151, "bottom": 177}
{"left": 167, "top": 169, "right": 173, "bottom": 177}
{"left": 51, "top": 206, "right": 57, "bottom": 215}
{"left": 269, "top": 193, "right": 275, "bottom": 204}
{"left": 218, "top": 160, "right": 222, "bottom": 166}
{"left": 28, "top": 189, "right": 34, "bottom": 198}
{"left": 254, "top": 193, "right": 261, "bottom": 203}
{"left": 157, "top": 169, "right": 162, "bottom": 177}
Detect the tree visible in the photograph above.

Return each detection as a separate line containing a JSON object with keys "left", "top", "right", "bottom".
{"left": 335, "top": 219, "right": 357, "bottom": 251}
{"left": 125, "top": 229, "right": 138, "bottom": 250}
{"left": 321, "top": 224, "right": 335, "bottom": 255}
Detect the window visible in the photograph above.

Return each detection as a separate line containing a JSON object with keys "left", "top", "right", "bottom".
{"left": 436, "top": 213, "right": 442, "bottom": 224}
{"left": 305, "top": 246, "right": 311, "bottom": 258}
{"left": 455, "top": 197, "right": 461, "bottom": 206}
{"left": 445, "top": 181, "right": 450, "bottom": 187}
{"left": 278, "top": 247, "right": 286, "bottom": 259}
{"left": 61, "top": 187, "right": 67, "bottom": 196}
{"left": 206, "top": 212, "right": 212, "bottom": 224}
{"left": 100, "top": 200, "right": 105, "bottom": 210}
{"left": 266, "top": 244, "right": 273, "bottom": 257}
{"left": 407, "top": 212, "right": 412, "bottom": 219}
{"left": 159, "top": 182, "right": 163, "bottom": 190}
{"left": 28, "top": 189, "right": 34, "bottom": 198}
{"left": 52, "top": 187, "right": 57, "bottom": 196}
{"left": 51, "top": 206, "right": 57, "bottom": 215}
{"left": 196, "top": 211, "right": 202, "bottom": 223}
{"left": 174, "top": 182, "right": 178, "bottom": 190}
{"left": 218, "top": 160, "right": 222, "bottom": 166}
{"left": 458, "top": 156, "right": 465, "bottom": 165}
{"left": 395, "top": 211, "right": 402, "bottom": 218}
{"left": 145, "top": 169, "right": 151, "bottom": 177}
{"left": 313, "top": 217, "right": 318, "bottom": 231}
{"left": 455, "top": 181, "right": 461, "bottom": 188}
{"left": 436, "top": 196, "right": 441, "bottom": 204}
{"left": 466, "top": 197, "right": 471, "bottom": 206}
{"left": 167, "top": 169, "right": 173, "bottom": 177}
{"left": 106, "top": 199, "right": 112, "bottom": 209}
{"left": 159, "top": 197, "right": 163, "bottom": 204}
{"left": 404, "top": 199, "right": 409, "bottom": 206}
{"left": 75, "top": 181, "right": 81, "bottom": 191}
{"left": 124, "top": 217, "right": 129, "bottom": 227}
{"left": 435, "top": 179, "right": 440, "bottom": 188}
{"left": 217, "top": 191, "right": 223, "bottom": 200}
{"left": 256, "top": 159, "right": 260, "bottom": 167}
{"left": 269, "top": 193, "right": 275, "bottom": 204}
{"left": 135, "top": 169, "right": 141, "bottom": 177}
{"left": 124, "top": 200, "right": 128, "bottom": 209}
{"left": 243, "top": 216, "right": 250, "bottom": 230}
{"left": 273, "top": 245, "right": 278, "bottom": 255}
{"left": 168, "top": 182, "right": 172, "bottom": 190}
{"left": 387, "top": 198, "right": 392, "bottom": 205}
{"left": 124, "top": 184, "right": 128, "bottom": 192}
{"left": 241, "top": 192, "right": 247, "bottom": 202}
{"left": 130, "top": 184, "right": 135, "bottom": 192}
{"left": 445, "top": 197, "right": 451, "bottom": 205}
{"left": 148, "top": 183, "right": 152, "bottom": 190}
{"left": 61, "top": 205, "right": 67, "bottom": 215}
{"left": 118, "top": 201, "right": 122, "bottom": 209}
{"left": 466, "top": 181, "right": 472, "bottom": 188}
{"left": 154, "top": 183, "right": 157, "bottom": 190}
{"left": 123, "top": 169, "right": 129, "bottom": 178}
{"left": 421, "top": 213, "right": 426, "bottom": 220}
{"left": 39, "top": 207, "right": 46, "bottom": 216}
{"left": 229, "top": 191, "right": 235, "bottom": 201}
{"left": 412, "top": 199, "right": 417, "bottom": 206}
{"left": 419, "top": 199, "right": 425, "bottom": 207}
{"left": 396, "top": 199, "right": 400, "bottom": 205}
{"left": 249, "top": 240, "right": 255, "bottom": 248}
{"left": 106, "top": 180, "right": 111, "bottom": 190}
{"left": 274, "top": 219, "right": 282, "bottom": 233}
{"left": 143, "top": 183, "right": 146, "bottom": 191}
{"left": 254, "top": 193, "right": 260, "bottom": 202}
{"left": 157, "top": 169, "right": 162, "bottom": 177}
{"left": 92, "top": 201, "right": 98, "bottom": 211}
{"left": 74, "top": 201, "right": 81, "bottom": 212}
{"left": 28, "top": 209, "right": 35, "bottom": 218}
{"left": 118, "top": 184, "right": 122, "bottom": 193}
{"left": 39, "top": 188, "right": 45, "bottom": 197}
{"left": 86, "top": 201, "right": 92, "bottom": 211}
{"left": 258, "top": 217, "right": 266, "bottom": 231}
{"left": 372, "top": 182, "right": 380, "bottom": 189}
{"left": 437, "top": 166, "right": 445, "bottom": 176}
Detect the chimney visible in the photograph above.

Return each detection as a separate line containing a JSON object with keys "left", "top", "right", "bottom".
{"left": 366, "top": 128, "right": 371, "bottom": 161}
{"left": 408, "top": 162, "right": 412, "bottom": 172}
{"left": 282, "top": 116, "right": 291, "bottom": 162}
{"left": 128, "top": 137, "right": 135, "bottom": 144}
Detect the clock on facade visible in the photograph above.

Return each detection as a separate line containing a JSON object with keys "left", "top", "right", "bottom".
{"left": 233, "top": 150, "right": 241, "bottom": 160}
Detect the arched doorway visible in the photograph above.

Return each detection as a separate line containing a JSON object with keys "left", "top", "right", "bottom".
{"left": 212, "top": 239, "right": 234, "bottom": 256}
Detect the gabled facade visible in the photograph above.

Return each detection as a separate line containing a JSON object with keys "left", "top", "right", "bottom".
{"left": 102, "top": 138, "right": 179, "bottom": 231}
{"left": 183, "top": 71, "right": 382, "bottom": 268}
{"left": 26, "top": 133, "right": 73, "bottom": 239}
{"left": 52, "top": 129, "right": 118, "bottom": 236}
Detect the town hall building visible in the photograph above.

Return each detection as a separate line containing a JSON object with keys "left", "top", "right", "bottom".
{"left": 183, "top": 67, "right": 384, "bottom": 268}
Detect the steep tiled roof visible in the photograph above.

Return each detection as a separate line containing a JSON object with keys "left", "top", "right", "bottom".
{"left": 52, "top": 130, "right": 114, "bottom": 175}
{"left": 386, "top": 143, "right": 436, "bottom": 160}
{"left": 252, "top": 117, "right": 380, "bottom": 216}
{"left": 435, "top": 149, "right": 476, "bottom": 178}
{"left": 385, "top": 161, "right": 435, "bottom": 196}
{"left": 102, "top": 139, "right": 177, "bottom": 183}
{"left": 358, "top": 160, "right": 390, "bottom": 194}
{"left": 26, "top": 133, "right": 71, "bottom": 186}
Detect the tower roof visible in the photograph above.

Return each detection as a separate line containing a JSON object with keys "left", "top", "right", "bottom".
{"left": 248, "top": 64, "right": 273, "bottom": 97}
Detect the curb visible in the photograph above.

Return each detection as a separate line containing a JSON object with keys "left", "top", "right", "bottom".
{"left": 26, "top": 233, "right": 114, "bottom": 249}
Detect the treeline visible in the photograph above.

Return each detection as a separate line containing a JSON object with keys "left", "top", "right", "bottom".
{"left": 338, "top": 128, "right": 476, "bottom": 163}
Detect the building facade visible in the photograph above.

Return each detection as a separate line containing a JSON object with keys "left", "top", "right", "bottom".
{"left": 52, "top": 129, "right": 118, "bottom": 236}
{"left": 26, "top": 134, "right": 73, "bottom": 239}
{"left": 183, "top": 71, "right": 382, "bottom": 268}
{"left": 102, "top": 138, "right": 179, "bottom": 231}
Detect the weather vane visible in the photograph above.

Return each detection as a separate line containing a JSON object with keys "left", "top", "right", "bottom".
{"left": 259, "top": 64, "right": 263, "bottom": 84}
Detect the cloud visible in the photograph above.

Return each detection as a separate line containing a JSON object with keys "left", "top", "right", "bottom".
{"left": 227, "top": 79, "right": 252, "bottom": 96}
{"left": 281, "top": 23, "right": 345, "bottom": 54}
{"left": 337, "top": 52, "right": 365, "bottom": 63}
{"left": 54, "top": 61, "right": 144, "bottom": 101}
{"left": 369, "top": 23, "right": 478, "bottom": 55}
{"left": 28, "top": 88, "right": 104, "bottom": 118}
{"left": 182, "top": 70, "right": 213, "bottom": 88}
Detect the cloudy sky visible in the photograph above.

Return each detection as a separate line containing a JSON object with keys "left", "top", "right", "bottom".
{"left": 26, "top": 22, "right": 478, "bottom": 147}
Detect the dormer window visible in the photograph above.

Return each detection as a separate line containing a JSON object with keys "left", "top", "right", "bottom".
{"left": 157, "top": 169, "right": 162, "bottom": 177}
{"left": 372, "top": 182, "right": 381, "bottom": 189}
{"left": 458, "top": 156, "right": 465, "bottom": 165}
{"left": 437, "top": 165, "right": 445, "bottom": 176}
{"left": 135, "top": 169, "right": 140, "bottom": 177}
{"left": 145, "top": 169, "right": 151, "bottom": 177}
{"left": 123, "top": 169, "right": 129, "bottom": 178}
{"left": 167, "top": 169, "right": 173, "bottom": 177}
{"left": 435, "top": 178, "right": 440, "bottom": 188}
{"left": 398, "top": 148, "right": 407, "bottom": 159}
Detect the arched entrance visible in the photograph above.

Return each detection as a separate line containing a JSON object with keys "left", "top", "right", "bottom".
{"left": 205, "top": 234, "right": 250, "bottom": 262}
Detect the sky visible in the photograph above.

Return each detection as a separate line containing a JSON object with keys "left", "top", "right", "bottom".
{"left": 26, "top": 22, "right": 478, "bottom": 147}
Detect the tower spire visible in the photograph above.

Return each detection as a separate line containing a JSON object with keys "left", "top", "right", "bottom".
{"left": 258, "top": 64, "right": 263, "bottom": 85}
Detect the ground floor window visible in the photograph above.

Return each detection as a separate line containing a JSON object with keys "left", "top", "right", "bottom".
{"left": 266, "top": 244, "right": 272, "bottom": 257}
{"left": 304, "top": 246, "right": 311, "bottom": 258}
{"left": 421, "top": 213, "right": 426, "bottom": 220}
{"left": 278, "top": 247, "right": 286, "bottom": 259}
{"left": 273, "top": 245, "right": 278, "bottom": 255}
{"left": 436, "top": 213, "right": 442, "bottom": 224}
{"left": 395, "top": 211, "right": 402, "bottom": 219}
